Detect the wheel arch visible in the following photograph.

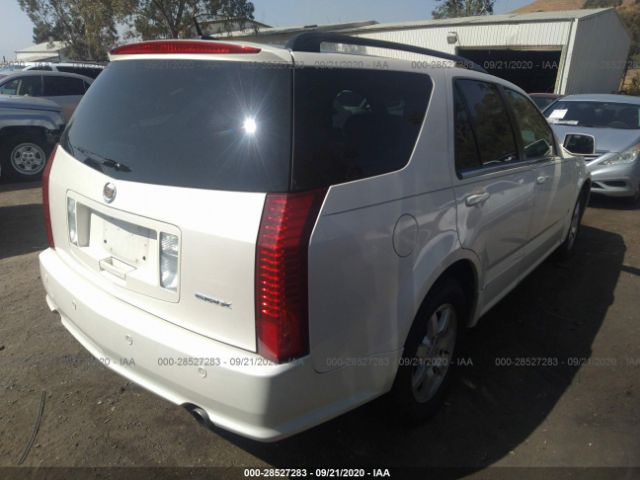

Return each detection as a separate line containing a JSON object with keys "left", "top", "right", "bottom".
{"left": 0, "top": 126, "right": 52, "bottom": 149}
{"left": 408, "top": 252, "right": 481, "bottom": 347}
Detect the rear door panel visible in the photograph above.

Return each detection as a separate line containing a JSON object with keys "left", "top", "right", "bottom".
{"left": 454, "top": 167, "right": 535, "bottom": 305}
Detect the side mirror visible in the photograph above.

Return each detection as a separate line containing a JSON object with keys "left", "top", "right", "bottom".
{"left": 564, "top": 134, "right": 595, "bottom": 155}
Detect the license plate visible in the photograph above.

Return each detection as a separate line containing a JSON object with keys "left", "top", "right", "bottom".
{"left": 102, "top": 217, "right": 151, "bottom": 266}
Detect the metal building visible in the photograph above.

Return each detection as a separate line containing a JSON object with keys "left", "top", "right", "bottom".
{"left": 237, "top": 8, "right": 630, "bottom": 95}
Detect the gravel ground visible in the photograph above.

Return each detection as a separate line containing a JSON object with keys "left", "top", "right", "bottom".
{"left": 0, "top": 182, "right": 639, "bottom": 478}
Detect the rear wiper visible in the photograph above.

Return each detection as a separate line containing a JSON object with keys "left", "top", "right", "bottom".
{"left": 101, "top": 158, "right": 131, "bottom": 172}
{"left": 76, "top": 146, "right": 132, "bottom": 173}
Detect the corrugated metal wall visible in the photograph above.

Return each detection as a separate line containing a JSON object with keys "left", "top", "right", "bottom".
{"left": 351, "top": 21, "right": 572, "bottom": 63}
{"left": 564, "top": 12, "right": 630, "bottom": 94}
{"left": 239, "top": 11, "right": 630, "bottom": 94}
{"left": 349, "top": 12, "right": 629, "bottom": 94}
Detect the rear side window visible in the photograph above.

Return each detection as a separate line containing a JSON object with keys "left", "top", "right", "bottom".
{"left": 44, "top": 76, "right": 85, "bottom": 96}
{"left": 62, "top": 60, "right": 292, "bottom": 192}
{"left": 291, "top": 68, "right": 431, "bottom": 190}
{"left": 504, "top": 89, "right": 555, "bottom": 159}
{"left": 454, "top": 79, "right": 518, "bottom": 172}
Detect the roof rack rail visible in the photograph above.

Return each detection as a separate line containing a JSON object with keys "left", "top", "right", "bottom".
{"left": 285, "top": 32, "right": 487, "bottom": 73}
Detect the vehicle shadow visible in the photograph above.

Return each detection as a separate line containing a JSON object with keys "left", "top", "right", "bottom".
{"left": 0, "top": 203, "right": 47, "bottom": 260}
{"left": 217, "top": 225, "right": 624, "bottom": 473}
{"left": 0, "top": 180, "right": 41, "bottom": 194}
{"left": 588, "top": 194, "right": 639, "bottom": 211}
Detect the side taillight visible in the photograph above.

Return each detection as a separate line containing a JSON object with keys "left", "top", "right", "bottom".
{"left": 42, "top": 144, "right": 58, "bottom": 249}
{"left": 255, "top": 189, "right": 326, "bottom": 363}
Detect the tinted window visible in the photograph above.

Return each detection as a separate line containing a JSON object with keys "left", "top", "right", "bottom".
{"left": 29, "top": 65, "right": 52, "bottom": 71}
{"left": 292, "top": 68, "right": 431, "bottom": 190}
{"left": 0, "top": 75, "right": 42, "bottom": 96}
{"left": 505, "top": 89, "right": 555, "bottom": 159}
{"left": 43, "top": 76, "right": 85, "bottom": 96}
{"left": 453, "top": 84, "right": 481, "bottom": 171}
{"left": 455, "top": 79, "right": 518, "bottom": 168}
{"left": 545, "top": 100, "right": 640, "bottom": 129}
{"left": 62, "top": 60, "right": 292, "bottom": 192}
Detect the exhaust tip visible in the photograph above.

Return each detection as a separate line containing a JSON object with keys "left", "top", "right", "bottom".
{"left": 182, "top": 403, "right": 214, "bottom": 429}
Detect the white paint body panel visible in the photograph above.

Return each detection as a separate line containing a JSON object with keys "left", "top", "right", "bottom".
{"left": 48, "top": 147, "right": 265, "bottom": 351}
{"left": 40, "top": 47, "right": 588, "bottom": 440}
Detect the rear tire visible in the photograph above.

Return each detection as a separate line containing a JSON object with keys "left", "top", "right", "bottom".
{"left": 0, "top": 132, "right": 50, "bottom": 181}
{"left": 391, "top": 278, "right": 467, "bottom": 423}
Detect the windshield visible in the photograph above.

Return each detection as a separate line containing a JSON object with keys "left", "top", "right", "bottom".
{"left": 545, "top": 100, "right": 640, "bottom": 130}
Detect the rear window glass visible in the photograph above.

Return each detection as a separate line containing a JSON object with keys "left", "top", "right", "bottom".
{"left": 291, "top": 68, "right": 432, "bottom": 190}
{"left": 62, "top": 60, "right": 293, "bottom": 192}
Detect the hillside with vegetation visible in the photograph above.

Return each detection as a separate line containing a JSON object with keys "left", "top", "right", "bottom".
{"left": 513, "top": 0, "right": 587, "bottom": 13}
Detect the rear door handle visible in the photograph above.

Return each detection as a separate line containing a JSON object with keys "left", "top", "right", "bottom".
{"left": 465, "top": 192, "right": 490, "bottom": 206}
{"left": 536, "top": 176, "right": 547, "bottom": 184}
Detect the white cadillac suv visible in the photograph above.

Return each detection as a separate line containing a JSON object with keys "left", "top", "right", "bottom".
{"left": 39, "top": 34, "right": 590, "bottom": 441}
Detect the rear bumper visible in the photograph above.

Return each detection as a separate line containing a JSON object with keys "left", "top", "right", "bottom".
{"left": 39, "top": 248, "right": 398, "bottom": 441}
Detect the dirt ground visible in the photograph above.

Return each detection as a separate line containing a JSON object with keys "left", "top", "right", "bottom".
{"left": 1, "top": 181, "right": 639, "bottom": 478}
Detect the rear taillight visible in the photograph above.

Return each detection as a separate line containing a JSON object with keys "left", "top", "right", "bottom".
{"left": 159, "top": 232, "right": 179, "bottom": 291}
{"left": 255, "top": 189, "right": 326, "bottom": 363}
{"left": 42, "top": 144, "right": 58, "bottom": 249}
{"left": 110, "top": 40, "right": 261, "bottom": 56}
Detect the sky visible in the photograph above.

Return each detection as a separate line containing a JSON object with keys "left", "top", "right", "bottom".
{"left": 0, "top": 0, "right": 532, "bottom": 62}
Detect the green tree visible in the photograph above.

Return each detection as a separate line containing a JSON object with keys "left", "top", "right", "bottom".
{"left": 123, "top": 0, "right": 256, "bottom": 39}
{"left": 18, "top": 0, "right": 125, "bottom": 60}
{"left": 432, "top": 0, "right": 495, "bottom": 19}
{"left": 18, "top": 0, "right": 256, "bottom": 60}
{"left": 31, "top": 18, "right": 65, "bottom": 43}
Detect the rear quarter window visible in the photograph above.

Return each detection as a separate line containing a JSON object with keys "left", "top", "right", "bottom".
{"left": 291, "top": 68, "right": 432, "bottom": 190}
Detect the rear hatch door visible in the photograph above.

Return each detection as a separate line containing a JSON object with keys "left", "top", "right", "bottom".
{"left": 50, "top": 49, "right": 293, "bottom": 352}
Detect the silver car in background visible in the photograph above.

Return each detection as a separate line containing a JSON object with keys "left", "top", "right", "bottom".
{"left": 0, "top": 70, "right": 93, "bottom": 122}
{"left": 544, "top": 94, "right": 640, "bottom": 202}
